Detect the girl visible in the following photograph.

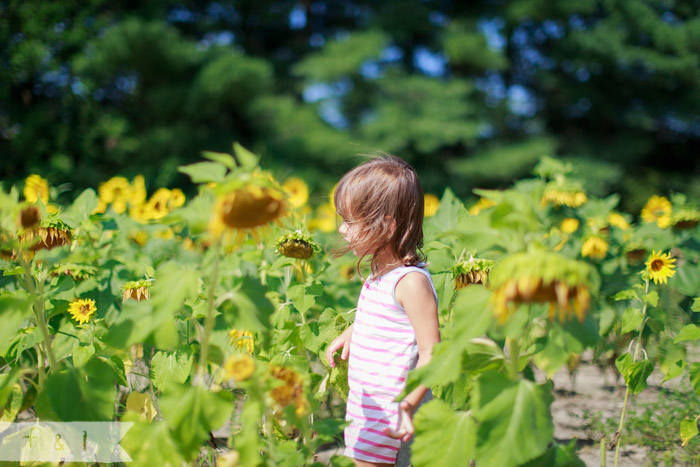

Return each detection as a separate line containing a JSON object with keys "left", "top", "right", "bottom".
{"left": 326, "top": 155, "right": 440, "bottom": 467}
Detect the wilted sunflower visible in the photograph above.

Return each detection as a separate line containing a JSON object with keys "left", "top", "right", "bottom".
{"left": 489, "top": 250, "right": 598, "bottom": 323}
{"left": 541, "top": 181, "right": 587, "bottom": 208}
{"left": 581, "top": 236, "right": 609, "bottom": 260}
{"left": 424, "top": 194, "right": 440, "bottom": 217}
{"left": 452, "top": 255, "right": 495, "bottom": 289}
{"left": 68, "top": 298, "right": 97, "bottom": 325}
{"left": 641, "top": 195, "right": 671, "bottom": 228}
{"left": 645, "top": 250, "right": 676, "bottom": 285}
{"left": 282, "top": 177, "right": 309, "bottom": 209}
{"left": 224, "top": 354, "right": 256, "bottom": 381}
{"left": 468, "top": 197, "right": 497, "bottom": 215}
{"left": 18, "top": 206, "right": 40, "bottom": 229}
{"left": 276, "top": 230, "right": 319, "bottom": 260}
{"left": 560, "top": 218, "right": 580, "bottom": 234}
{"left": 122, "top": 279, "right": 152, "bottom": 301}
{"left": 210, "top": 177, "right": 286, "bottom": 241}
{"left": 671, "top": 208, "right": 700, "bottom": 230}
{"left": 24, "top": 174, "right": 49, "bottom": 205}
{"left": 20, "top": 220, "right": 72, "bottom": 252}
{"left": 228, "top": 329, "right": 254, "bottom": 354}
{"left": 51, "top": 263, "right": 97, "bottom": 281}
{"left": 624, "top": 242, "right": 647, "bottom": 264}
{"left": 268, "top": 365, "right": 306, "bottom": 414}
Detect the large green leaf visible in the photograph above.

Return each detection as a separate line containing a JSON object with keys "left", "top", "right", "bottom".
{"left": 177, "top": 161, "right": 227, "bottom": 183}
{"left": 120, "top": 413, "right": 185, "bottom": 467}
{"left": 615, "top": 353, "right": 654, "bottom": 394}
{"left": 159, "top": 384, "right": 233, "bottom": 460}
{"left": 412, "top": 399, "right": 476, "bottom": 466}
{"left": 287, "top": 283, "right": 316, "bottom": 315}
{"left": 472, "top": 372, "right": 554, "bottom": 466}
{"left": 689, "top": 363, "right": 700, "bottom": 398}
{"left": 150, "top": 348, "right": 193, "bottom": 391}
{"left": 674, "top": 324, "right": 700, "bottom": 343}
{"left": 0, "top": 293, "right": 32, "bottom": 357}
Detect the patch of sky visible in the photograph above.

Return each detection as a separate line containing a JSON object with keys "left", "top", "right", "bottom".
{"left": 569, "top": 15, "right": 585, "bottom": 30}
{"left": 198, "top": 31, "right": 235, "bottom": 50}
{"left": 429, "top": 11, "right": 448, "bottom": 26}
{"left": 576, "top": 68, "right": 590, "bottom": 82}
{"left": 207, "top": 3, "right": 237, "bottom": 22}
{"left": 478, "top": 123, "right": 495, "bottom": 138}
{"left": 168, "top": 6, "right": 195, "bottom": 23}
{"left": 335, "top": 29, "right": 351, "bottom": 41}
{"left": 41, "top": 68, "right": 70, "bottom": 88}
{"left": 54, "top": 21, "right": 67, "bottom": 34}
{"left": 116, "top": 74, "right": 138, "bottom": 94}
{"left": 663, "top": 114, "right": 700, "bottom": 136}
{"left": 93, "top": 88, "right": 105, "bottom": 101}
{"left": 309, "top": 33, "right": 325, "bottom": 47}
{"left": 310, "top": 2, "right": 326, "bottom": 14}
{"left": 478, "top": 18, "right": 506, "bottom": 50}
{"left": 380, "top": 45, "right": 403, "bottom": 62}
{"left": 360, "top": 61, "right": 381, "bottom": 79}
{"left": 319, "top": 99, "right": 349, "bottom": 129}
{"left": 661, "top": 11, "right": 679, "bottom": 25}
{"left": 71, "top": 79, "right": 85, "bottom": 97}
{"left": 303, "top": 79, "right": 353, "bottom": 102}
{"left": 289, "top": 6, "right": 307, "bottom": 30}
{"left": 542, "top": 20, "right": 564, "bottom": 39}
{"left": 475, "top": 73, "right": 507, "bottom": 107}
{"left": 413, "top": 46, "right": 446, "bottom": 77}
{"left": 507, "top": 84, "right": 536, "bottom": 117}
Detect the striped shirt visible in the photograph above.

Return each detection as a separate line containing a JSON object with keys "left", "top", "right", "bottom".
{"left": 344, "top": 265, "right": 437, "bottom": 464}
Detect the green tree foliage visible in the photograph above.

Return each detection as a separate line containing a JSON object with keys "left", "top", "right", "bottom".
{"left": 2, "top": 0, "right": 700, "bottom": 206}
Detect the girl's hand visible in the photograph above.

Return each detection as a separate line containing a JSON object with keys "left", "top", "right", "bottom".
{"left": 326, "top": 325, "right": 353, "bottom": 367}
{"left": 383, "top": 400, "right": 415, "bottom": 442}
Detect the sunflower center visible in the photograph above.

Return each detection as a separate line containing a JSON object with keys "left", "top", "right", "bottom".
{"left": 651, "top": 259, "right": 664, "bottom": 272}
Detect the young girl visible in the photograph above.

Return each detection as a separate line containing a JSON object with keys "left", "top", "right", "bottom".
{"left": 326, "top": 156, "right": 440, "bottom": 467}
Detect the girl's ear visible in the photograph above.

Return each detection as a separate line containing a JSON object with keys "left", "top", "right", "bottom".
{"left": 384, "top": 215, "right": 397, "bottom": 236}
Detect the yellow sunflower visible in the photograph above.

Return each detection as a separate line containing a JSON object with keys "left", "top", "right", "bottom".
{"left": 560, "top": 218, "right": 580, "bottom": 234}
{"left": 68, "top": 298, "right": 97, "bottom": 325}
{"left": 24, "top": 174, "right": 49, "bottom": 204}
{"left": 168, "top": 188, "right": 186, "bottom": 209}
{"left": 541, "top": 185, "right": 587, "bottom": 208}
{"left": 641, "top": 195, "right": 671, "bottom": 228}
{"left": 282, "top": 177, "right": 309, "bottom": 209}
{"left": 308, "top": 203, "right": 337, "bottom": 233}
{"left": 228, "top": 329, "right": 255, "bottom": 354}
{"left": 130, "top": 175, "right": 147, "bottom": 206}
{"left": 224, "top": 354, "right": 255, "bottom": 381}
{"left": 424, "top": 194, "right": 440, "bottom": 217}
{"left": 144, "top": 188, "right": 172, "bottom": 220}
{"left": 607, "top": 212, "right": 630, "bottom": 230}
{"left": 581, "top": 236, "right": 609, "bottom": 260}
{"left": 645, "top": 250, "right": 676, "bottom": 285}
{"left": 98, "top": 176, "right": 132, "bottom": 214}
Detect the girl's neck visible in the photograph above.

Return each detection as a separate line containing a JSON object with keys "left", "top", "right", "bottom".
{"left": 371, "top": 250, "right": 403, "bottom": 278}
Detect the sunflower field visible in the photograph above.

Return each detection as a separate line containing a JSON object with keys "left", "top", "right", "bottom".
{"left": 1, "top": 144, "right": 700, "bottom": 467}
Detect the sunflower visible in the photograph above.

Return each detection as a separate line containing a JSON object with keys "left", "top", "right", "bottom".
{"left": 624, "top": 242, "right": 647, "bottom": 264}
{"left": 268, "top": 365, "right": 305, "bottom": 411}
{"left": 24, "top": 175, "right": 49, "bottom": 205}
{"left": 671, "top": 208, "right": 700, "bottom": 230}
{"left": 68, "top": 298, "right": 97, "bottom": 325}
{"left": 224, "top": 354, "right": 256, "bottom": 381}
{"left": 144, "top": 188, "right": 172, "bottom": 220}
{"left": 607, "top": 212, "right": 630, "bottom": 230}
{"left": 130, "top": 175, "right": 147, "bottom": 206}
{"left": 228, "top": 329, "right": 255, "bottom": 354}
{"left": 489, "top": 250, "right": 598, "bottom": 323}
{"left": 308, "top": 203, "right": 337, "bottom": 233}
{"left": 282, "top": 177, "right": 309, "bottom": 209}
{"left": 276, "top": 231, "right": 319, "bottom": 260}
{"left": 168, "top": 189, "right": 186, "bottom": 209}
{"left": 21, "top": 223, "right": 72, "bottom": 252}
{"left": 641, "top": 195, "right": 671, "bottom": 228}
{"left": 645, "top": 250, "right": 676, "bottom": 285}
{"left": 452, "top": 255, "right": 495, "bottom": 289}
{"left": 98, "top": 176, "right": 132, "bottom": 214}
{"left": 210, "top": 180, "right": 286, "bottom": 241}
{"left": 541, "top": 183, "right": 587, "bottom": 208}
{"left": 51, "top": 263, "right": 97, "bottom": 281}
{"left": 18, "top": 206, "right": 40, "bottom": 229}
{"left": 424, "top": 194, "right": 440, "bottom": 217}
{"left": 560, "top": 218, "right": 579, "bottom": 234}
{"left": 125, "top": 392, "right": 156, "bottom": 421}
{"left": 122, "top": 280, "right": 152, "bottom": 301}
{"left": 468, "top": 197, "right": 497, "bottom": 216}
{"left": 581, "top": 236, "right": 609, "bottom": 260}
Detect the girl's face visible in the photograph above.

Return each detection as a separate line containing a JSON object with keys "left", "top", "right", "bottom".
{"left": 338, "top": 217, "right": 366, "bottom": 256}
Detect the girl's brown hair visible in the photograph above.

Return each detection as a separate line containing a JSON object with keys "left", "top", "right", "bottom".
{"left": 334, "top": 155, "right": 426, "bottom": 275}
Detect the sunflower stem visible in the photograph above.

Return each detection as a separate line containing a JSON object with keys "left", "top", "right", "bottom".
{"left": 613, "top": 279, "right": 649, "bottom": 467}
{"left": 20, "top": 256, "right": 57, "bottom": 376}
{"left": 197, "top": 236, "right": 222, "bottom": 386}
{"left": 507, "top": 337, "right": 521, "bottom": 381}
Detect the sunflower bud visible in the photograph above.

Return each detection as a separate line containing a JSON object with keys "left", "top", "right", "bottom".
{"left": 275, "top": 231, "right": 319, "bottom": 260}
{"left": 452, "top": 255, "right": 494, "bottom": 289}
{"left": 122, "top": 279, "right": 152, "bottom": 301}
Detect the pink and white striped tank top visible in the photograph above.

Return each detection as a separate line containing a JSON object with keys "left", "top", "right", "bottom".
{"left": 344, "top": 265, "right": 437, "bottom": 464}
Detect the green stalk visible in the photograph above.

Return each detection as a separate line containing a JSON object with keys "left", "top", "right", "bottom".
{"left": 600, "top": 436, "right": 606, "bottom": 466}
{"left": 20, "top": 256, "right": 57, "bottom": 376}
{"left": 507, "top": 337, "right": 521, "bottom": 381}
{"left": 613, "top": 279, "right": 650, "bottom": 467}
{"left": 197, "top": 237, "right": 222, "bottom": 386}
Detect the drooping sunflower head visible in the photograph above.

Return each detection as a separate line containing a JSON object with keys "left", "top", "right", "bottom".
{"left": 541, "top": 181, "right": 587, "bottom": 208}
{"left": 275, "top": 230, "right": 320, "bottom": 260}
{"left": 210, "top": 174, "right": 287, "bottom": 241}
{"left": 282, "top": 177, "right": 309, "bottom": 209}
{"left": 18, "top": 205, "right": 41, "bottom": 230}
{"left": 268, "top": 365, "right": 305, "bottom": 412}
{"left": 122, "top": 279, "right": 153, "bottom": 301}
{"left": 424, "top": 194, "right": 440, "bottom": 217}
{"left": 68, "top": 298, "right": 97, "bottom": 325}
{"left": 51, "top": 263, "right": 97, "bottom": 281}
{"left": 20, "top": 219, "right": 72, "bottom": 252}
{"left": 645, "top": 250, "right": 676, "bottom": 285}
{"left": 24, "top": 174, "right": 50, "bottom": 205}
{"left": 488, "top": 250, "right": 598, "bottom": 323}
{"left": 640, "top": 195, "right": 672, "bottom": 228}
{"left": 228, "top": 329, "right": 255, "bottom": 354}
{"left": 581, "top": 235, "right": 609, "bottom": 260}
{"left": 452, "top": 255, "right": 495, "bottom": 289}
{"left": 671, "top": 208, "right": 700, "bottom": 231}
{"left": 623, "top": 241, "right": 647, "bottom": 264}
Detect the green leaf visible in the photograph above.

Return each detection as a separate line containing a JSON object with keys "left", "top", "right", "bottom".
{"left": 412, "top": 400, "right": 476, "bottom": 466}
{"left": 62, "top": 188, "right": 98, "bottom": 226}
{"left": 472, "top": 372, "right": 554, "bottom": 466}
{"left": 120, "top": 413, "right": 185, "bottom": 466}
{"left": 689, "top": 363, "right": 700, "bottom": 398}
{"left": 160, "top": 385, "right": 233, "bottom": 460}
{"left": 287, "top": 284, "right": 316, "bottom": 314}
{"left": 681, "top": 418, "right": 699, "bottom": 447}
{"left": 201, "top": 150, "right": 236, "bottom": 170}
{"left": 237, "top": 399, "right": 264, "bottom": 467}
{"left": 0, "top": 368, "right": 21, "bottom": 410}
{"left": 613, "top": 289, "right": 638, "bottom": 301}
{"left": 72, "top": 344, "right": 95, "bottom": 368}
{"left": 522, "top": 439, "right": 586, "bottom": 467}
{"left": 430, "top": 188, "right": 464, "bottom": 233}
{"left": 233, "top": 142, "right": 259, "bottom": 170}
{"left": 621, "top": 308, "right": 644, "bottom": 334}
{"left": 0, "top": 293, "right": 32, "bottom": 357}
{"left": 150, "top": 348, "right": 194, "bottom": 391}
{"left": 177, "top": 161, "right": 226, "bottom": 183}
{"left": 674, "top": 324, "right": 700, "bottom": 343}
{"left": 642, "top": 290, "right": 659, "bottom": 307}
{"left": 691, "top": 297, "right": 700, "bottom": 312}
{"left": 616, "top": 353, "right": 654, "bottom": 394}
